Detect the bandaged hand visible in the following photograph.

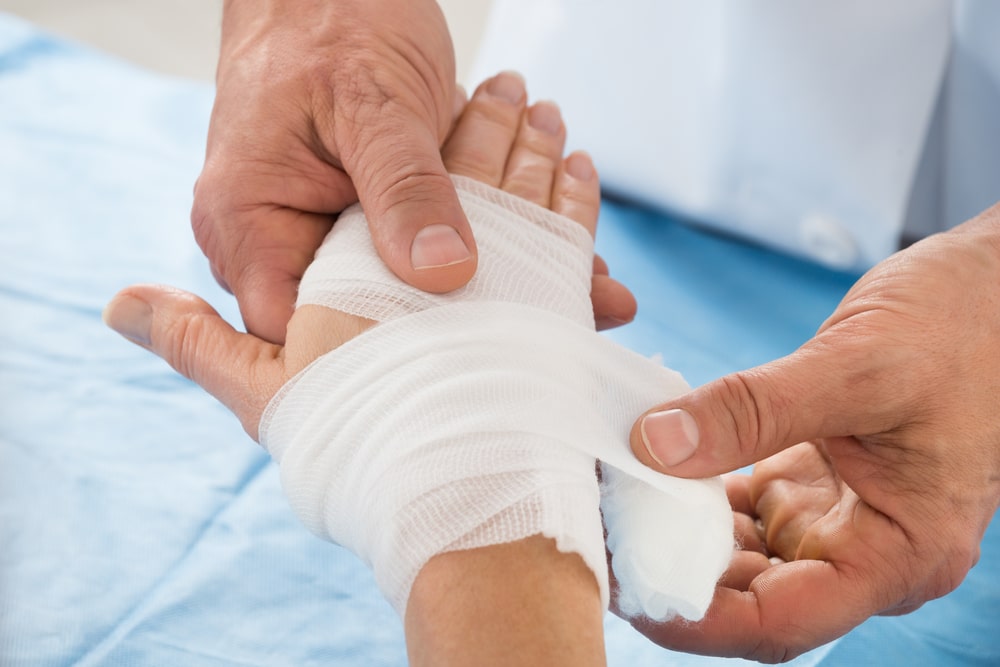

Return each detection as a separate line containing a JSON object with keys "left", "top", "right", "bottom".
{"left": 629, "top": 203, "right": 1000, "bottom": 661}
{"left": 107, "top": 76, "right": 729, "bottom": 628}
{"left": 195, "top": 0, "right": 634, "bottom": 344}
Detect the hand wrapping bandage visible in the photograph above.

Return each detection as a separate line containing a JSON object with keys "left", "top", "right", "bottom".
{"left": 259, "top": 176, "right": 734, "bottom": 621}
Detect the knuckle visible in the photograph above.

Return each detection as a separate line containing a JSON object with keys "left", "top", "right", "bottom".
{"left": 190, "top": 190, "right": 216, "bottom": 250}
{"left": 755, "top": 619, "right": 827, "bottom": 663}
{"left": 744, "top": 635, "right": 797, "bottom": 664}
{"left": 190, "top": 167, "right": 244, "bottom": 261}
{"left": 714, "top": 372, "right": 767, "bottom": 459}
{"left": 518, "top": 130, "right": 564, "bottom": 160}
{"left": 503, "top": 174, "right": 550, "bottom": 204}
{"left": 374, "top": 167, "right": 454, "bottom": 216}
{"left": 559, "top": 183, "right": 599, "bottom": 207}
{"left": 328, "top": 53, "right": 437, "bottom": 166}
{"left": 932, "top": 538, "right": 980, "bottom": 598}
{"left": 465, "top": 93, "right": 522, "bottom": 127}
{"left": 162, "top": 307, "right": 213, "bottom": 382}
{"left": 443, "top": 146, "right": 499, "bottom": 181}
{"left": 331, "top": 53, "right": 390, "bottom": 115}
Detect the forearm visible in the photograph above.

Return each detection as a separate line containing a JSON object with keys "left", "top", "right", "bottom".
{"left": 405, "top": 535, "right": 607, "bottom": 667}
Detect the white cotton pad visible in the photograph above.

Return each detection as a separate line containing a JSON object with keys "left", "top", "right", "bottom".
{"left": 258, "top": 176, "right": 733, "bottom": 620}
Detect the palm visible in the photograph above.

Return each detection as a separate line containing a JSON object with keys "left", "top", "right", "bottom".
{"left": 749, "top": 442, "right": 921, "bottom": 614}
{"left": 630, "top": 210, "right": 1000, "bottom": 660}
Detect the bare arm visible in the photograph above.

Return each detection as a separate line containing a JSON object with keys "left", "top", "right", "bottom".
{"left": 407, "top": 536, "right": 606, "bottom": 667}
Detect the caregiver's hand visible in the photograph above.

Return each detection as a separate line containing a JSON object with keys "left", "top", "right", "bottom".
{"left": 628, "top": 204, "right": 1000, "bottom": 662}
{"left": 193, "top": 0, "right": 472, "bottom": 344}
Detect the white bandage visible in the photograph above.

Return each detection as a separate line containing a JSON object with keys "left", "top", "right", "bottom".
{"left": 259, "top": 176, "right": 733, "bottom": 621}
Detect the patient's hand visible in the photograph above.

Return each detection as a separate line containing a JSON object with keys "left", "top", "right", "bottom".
{"left": 195, "top": 0, "right": 634, "bottom": 344}
{"left": 108, "top": 73, "right": 632, "bottom": 440}
{"left": 110, "top": 74, "right": 624, "bottom": 666}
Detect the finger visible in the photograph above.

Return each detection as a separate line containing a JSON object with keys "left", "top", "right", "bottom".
{"left": 728, "top": 473, "right": 769, "bottom": 554}
{"left": 732, "top": 512, "right": 766, "bottom": 555}
{"left": 718, "top": 549, "right": 772, "bottom": 591}
{"left": 588, "top": 246, "right": 637, "bottom": 330}
{"left": 234, "top": 261, "right": 307, "bottom": 346}
{"left": 552, "top": 152, "right": 600, "bottom": 235}
{"left": 443, "top": 72, "right": 527, "bottom": 186}
{"left": 751, "top": 443, "right": 841, "bottom": 562}
{"left": 451, "top": 83, "right": 468, "bottom": 124}
{"left": 724, "top": 473, "right": 755, "bottom": 516}
{"left": 593, "top": 254, "right": 610, "bottom": 276}
{"left": 632, "top": 560, "right": 877, "bottom": 662}
{"left": 196, "top": 207, "right": 333, "bottom": 344}
{"left": 629, "top": 334, "right": 894, "bottom": 477}
{"left": 341, "top": 95, "right": 496, "bottom": 295}
{"left": 103, "top": 284, "right": 283, "bottom": 439}
{"left": 500, "top": 101, "right": 567, "bottom": 208}
{"left": 210, "top": 264, "right": 232, "bottom": 294}
{"left": 592, "top": 275, "right": 637, "bottom": 330}
{"left": 443, "top": 83, "right": 469, "bottom": 145}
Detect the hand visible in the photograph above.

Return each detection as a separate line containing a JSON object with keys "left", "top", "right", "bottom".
{"left": 194, "top": 0, "right": 473, "bottom": 343}
{"left": 194, "top": 0, "right": 634, "bottom": 342}
{"left": 627, "top": 204, "right": 1000, "bottom": 661}
{"left": 110, "top": 66, "right": 637, "bottom": 436}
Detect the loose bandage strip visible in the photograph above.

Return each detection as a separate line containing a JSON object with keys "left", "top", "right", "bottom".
{"left": 259, "top": 176, "right": 734, "bottom": 621}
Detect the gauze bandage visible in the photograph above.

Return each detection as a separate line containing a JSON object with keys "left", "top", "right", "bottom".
{"left": 259, "top": 176, "right": 733, "bottom": 621}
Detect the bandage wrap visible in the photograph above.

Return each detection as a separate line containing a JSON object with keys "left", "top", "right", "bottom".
{"left": 259, "top": 176, "right": 733, "bottom": 620}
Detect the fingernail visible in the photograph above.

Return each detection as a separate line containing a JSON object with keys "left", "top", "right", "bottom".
{"left": 640, "top": 409, "right": 699, "bottom": 467}
{"left": 566, "top": 151, "right": 595, "bottom": 181}
{"left": 103, "top": 295, "right": 153, "bottom": 346}
{"left": 528, "top": 101, "right": 562, "bottom": 135}
{"left": 488, "top": 71, "right": 525, "bottom": 105}
{"left": 411, "top": 224, "right": 472, "bottom": 270}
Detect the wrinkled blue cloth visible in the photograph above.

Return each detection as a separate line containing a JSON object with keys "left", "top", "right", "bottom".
{"left": 0, "top": 13, "right": 996, "bottom": 666}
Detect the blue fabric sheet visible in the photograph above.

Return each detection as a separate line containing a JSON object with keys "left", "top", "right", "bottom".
{"left": 0, "top": 13, "right": 996, "bottom": 666}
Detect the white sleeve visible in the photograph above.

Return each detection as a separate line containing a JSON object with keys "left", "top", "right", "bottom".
{"left": 469, "top": 0, "right": 952, "bottom": 269}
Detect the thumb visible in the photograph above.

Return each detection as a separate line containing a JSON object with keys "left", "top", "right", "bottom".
{"left": 341, "top": 111, "right": 477, "bottom": 293}
{"left": 629, "top": 341, "right": 890, "bottom": 477}
{"left": 103, "top": 284, "right": 283, "bottom": 439}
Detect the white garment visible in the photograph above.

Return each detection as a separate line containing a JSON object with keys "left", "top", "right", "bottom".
{"left": 259, "top": 177, "right": 733, "bottom": 621}
{"left": 470, "top": 0, "right": 1000, "bottom": 269}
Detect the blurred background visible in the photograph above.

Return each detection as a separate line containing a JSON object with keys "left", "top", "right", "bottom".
{"left": 0, "top": 0, "right": 493, "bottom": 82}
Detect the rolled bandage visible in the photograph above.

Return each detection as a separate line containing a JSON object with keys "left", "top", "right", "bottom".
{"left": 259, "top": 176, "right": 733, "bottom": 621}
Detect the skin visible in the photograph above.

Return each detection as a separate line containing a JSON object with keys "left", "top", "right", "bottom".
{"left": 107, "top": 74, "right": 609, "bottom": 667}
{"left": 158, "top": 0, "right": 999, "bottom": 657}
{"left": 197, "top": 0, "right": 635, "bottom": 343}
{"left": 629, "top": 205, "right": 1000, "bottom": 661}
